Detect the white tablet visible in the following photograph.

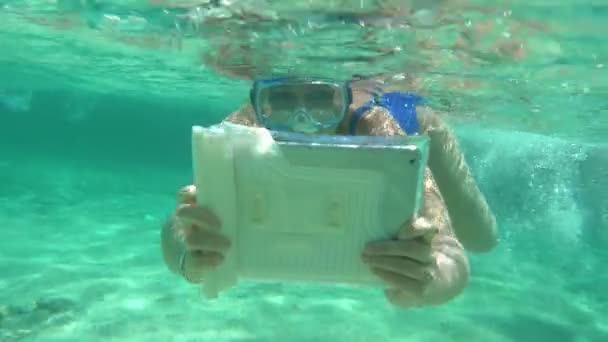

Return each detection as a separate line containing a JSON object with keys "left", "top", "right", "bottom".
{"left": 191, "top": 122, "right": 429, "bottom": 298}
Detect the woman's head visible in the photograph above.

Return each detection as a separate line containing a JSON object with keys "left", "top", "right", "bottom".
{"left": 249, "top": 77, "right": 352, "bottom": 134}
{"left": 228, "top": 75, "right": 409, "bottom": 137}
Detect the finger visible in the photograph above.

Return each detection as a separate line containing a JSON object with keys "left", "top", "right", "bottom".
{"left": 370, "top": 268, "right": 424, "bottom": 296}
{"left": 177, "top": 185, "right": 197, "bottom": 205}
{"left": 433, "top": 234, "right": 464, "bottom": 257}
{"left": 176, "top": 205, "right": 221, "bottom": 232}
{"left": 185, "top": 230, "right": 231, "bottom": 253}
{"left": 187, "top": 250, "right": 225, "bottom": 270}
{"left": 399, "top": 216, "right": 438, "bottom": 241}
{"left": 183, "top": 251, "right": 224, "bottom": 283}
{"left": 363, "top": 239, "right": 433, "bottom": 263}
{"left": 384, "top": 288, "right": 423, "bottom": 308}
{"left": 363, "top": 255, "right": 433, "bottom": 282}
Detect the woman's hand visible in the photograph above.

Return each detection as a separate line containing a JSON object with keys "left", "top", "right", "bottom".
{"left": 362, "top": 216, "right": 470, "bottom": 308}
{"left": 172, "top": 185, "right": 231, "bottom": 283}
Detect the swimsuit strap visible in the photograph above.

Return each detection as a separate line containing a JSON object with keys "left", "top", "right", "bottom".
{"left": 349, "top": 92, "right": 423, "bottom": 135}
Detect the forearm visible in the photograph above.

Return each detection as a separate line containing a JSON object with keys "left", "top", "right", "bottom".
{"left": 428, "top": 231, "right": 470, "bottom": 305}
{"left": 161, "top": 215, "right": 185, "bottom": 276}
{"left": 427, "top": 182, "right": 469, "bottom": 301}
{"left": 414, "top": 176, "right": 470, "bottom": 307}
{"left": 418, "top": 107, "right": 498, "bottom": 253}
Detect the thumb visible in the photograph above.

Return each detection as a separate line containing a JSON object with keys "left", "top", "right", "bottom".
{"left": 399, "top": 216, "right": 438, "bottom": 242}
{"left": 177, "top": 185, "right": 197, "bottom": 206}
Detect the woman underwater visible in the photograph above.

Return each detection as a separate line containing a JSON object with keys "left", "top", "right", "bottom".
{"left": 161, "top": 74, "right": 498, "bottom": 309}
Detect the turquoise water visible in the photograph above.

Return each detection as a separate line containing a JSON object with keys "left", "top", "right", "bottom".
{"left": 1, "top": 1, "right": 607, "bottom": 341}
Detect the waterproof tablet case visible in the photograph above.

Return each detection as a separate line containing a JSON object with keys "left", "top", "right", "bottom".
{"left": 191, "top": 122, "right": 429, "bottom": 299}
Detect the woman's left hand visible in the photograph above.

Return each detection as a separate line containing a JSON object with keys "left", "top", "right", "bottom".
{"left": 362, "top": 216, "right": 470, "bottom": 308}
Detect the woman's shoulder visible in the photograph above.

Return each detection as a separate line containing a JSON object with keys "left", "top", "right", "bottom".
{"left": 223, "top": 103, "right": 262, "bottom": 127}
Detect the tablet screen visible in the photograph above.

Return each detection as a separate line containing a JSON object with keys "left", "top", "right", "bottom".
{"left": 192, "top": 123, "right": 429, "bottom": 298}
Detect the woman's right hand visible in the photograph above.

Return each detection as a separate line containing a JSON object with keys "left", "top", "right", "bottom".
{"left": 173, "top": 185, "right": 231, "bottom": 283}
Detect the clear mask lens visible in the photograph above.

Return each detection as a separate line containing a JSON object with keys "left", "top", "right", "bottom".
{"left": 254, "top": 79, "right": 349, "bottom": 132}
{"left": 288, "top": 108, "right": 320, "bottom": 133}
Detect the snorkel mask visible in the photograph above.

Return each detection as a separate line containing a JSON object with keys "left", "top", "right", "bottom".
{"left": 250, "top": 77, "right": 353, "bottom": 134}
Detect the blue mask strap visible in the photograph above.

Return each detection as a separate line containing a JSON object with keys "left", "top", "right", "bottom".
{"left": 349, "top": 92, "right": 423, "bottom": 135}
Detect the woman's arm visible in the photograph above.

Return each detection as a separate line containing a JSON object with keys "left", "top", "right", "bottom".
{"left": 420, "top": 170, "right": 470, "bottom": 306}
{"left": 161, "top": 215, "right": 185, "bottom": 276}
{"left": 362, "top": 160, "right": 470, "bottom": 308}
{"left": 417, "top": 107, "right": 498, "bottom": 253}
